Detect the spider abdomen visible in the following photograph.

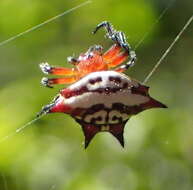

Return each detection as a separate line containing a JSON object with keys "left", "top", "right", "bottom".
{"left": 61, "top": 71, "right": 149, "bottom": 108}
{"left": 45, "top": 71, "right": 166, "bottom": 148}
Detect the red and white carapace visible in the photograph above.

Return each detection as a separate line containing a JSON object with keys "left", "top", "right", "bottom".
{"left": 38, "top": 21, "right": 167, "bottom": 148}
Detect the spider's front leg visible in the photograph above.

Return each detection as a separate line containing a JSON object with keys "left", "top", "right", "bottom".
{"left": 114, "top": 56, "right": 136, "bottom": 73}
{"left": 93, "top": 21, "right": 132, "bottom": 53}
{"left": 41, "top": 76, "right": 77, "bottom": 88}
{"left": 93, "top": 21, "right": 137, "bottom": 67}
{"left": 40, "top": 62, "right": 78, "bottom": 76}
{"left": 39, "top": 62, "right": 78, "bottom": 88}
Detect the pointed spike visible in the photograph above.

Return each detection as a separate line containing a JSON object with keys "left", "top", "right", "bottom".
{"left": 148, "top": 98, "right": 167, "bottom": 109}
{"left": 111, "top": 132, "right": 124, "bottom": 147}
{"left": 131, "top": 85, "right": 149, "bottom": 96}
{"left": 50, "top": 102, "right": 72, "bottom": 113}
{"left": 140, "top": 98, "right": 167, "bottom": 111}
{"left": 84, "top": 140, "right": 90, "bottom": 149}
{"left": 81, "top": 124, "right": 100, "bottom": 149}
{"left": 109, "top": 122, "right": 127, "bottom": 148}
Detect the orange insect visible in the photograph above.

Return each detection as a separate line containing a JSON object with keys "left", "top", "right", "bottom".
{"left": 40, "top": 21, "right": 136, "bottom": 88}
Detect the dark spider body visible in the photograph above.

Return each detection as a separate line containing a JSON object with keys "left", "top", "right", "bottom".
{"left": 38, "top": 21, "right": 167, "bottom": 148}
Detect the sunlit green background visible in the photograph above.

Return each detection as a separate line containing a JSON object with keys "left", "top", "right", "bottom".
{"left": 0, "top": 0, "right": 192, "bottom": 189}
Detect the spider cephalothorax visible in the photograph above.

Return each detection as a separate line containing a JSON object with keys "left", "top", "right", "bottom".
{"left": 38, "top": 21, "right": 167, "bottom": 148}
{"left": 39, "top": 21, "right": 136, "bottom": 88}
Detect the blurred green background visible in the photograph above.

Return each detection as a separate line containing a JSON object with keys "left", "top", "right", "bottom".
{"left": 0, "top": 0, "right": 192, "bottom": 189}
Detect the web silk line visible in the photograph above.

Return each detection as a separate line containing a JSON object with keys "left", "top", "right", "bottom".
{"left": 143, "top": 15, "right": 193, "bottom": 84}
{"left": 0, "top": 115, "right": 45, "bottom": 144}
{"left": 0, "top": 1, "right": 91, "bottom": 144}
{"left": 0, "top": 0, "right": 91, "bottom": 47}
{"left": 134, "top": 0, "right": 176, "bottom": 50}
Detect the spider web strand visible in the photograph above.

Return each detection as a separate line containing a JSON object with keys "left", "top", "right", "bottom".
{"left": 134, "top": 0, "right": 176, "bottom": 50}
{"left": 143, "top": 15, "right": 193, "bottom": 84}
{"left": 0, "top": 1, "right": 92, "bottom": 144}
{"left": 0, "top": 0, "right": 91, "bottom": 47}
{"left": 0, "top": 115, "right": 45, "bottom": 144}
{"left": 1, "top": 173, "right": 8, "bottom": 190}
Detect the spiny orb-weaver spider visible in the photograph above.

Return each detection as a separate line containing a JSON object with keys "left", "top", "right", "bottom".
{"left": 38, "top": 21, "right": 167, "bottom": 148}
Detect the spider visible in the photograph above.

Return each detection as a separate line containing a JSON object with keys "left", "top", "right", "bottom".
{"left": 39, "top": 21, "right": 136, "bottom": 88}
{"left": 38, "top": 21, "right": 167, "bottom": 148}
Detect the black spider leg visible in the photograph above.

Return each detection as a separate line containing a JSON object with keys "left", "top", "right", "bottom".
{"left": 93, "top": 21, "right": 136, "bottom": 68}
{"left": 36, "top": 95, "right": 60, "bottom": 117}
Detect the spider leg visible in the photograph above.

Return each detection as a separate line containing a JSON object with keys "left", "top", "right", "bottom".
{"left": 103, "top": 45, "right": 136, "bottom": 69}
{"left": 67, "top": 56, "right": 79, "bottom": 65}
{"left": 93, "top": 21, "right": 137, "bottom": 64}
{"left": 93, "top": 21, "right": 114, "bottom": 37}
{"left": 41, "top": 76, "right": 77, "bottom": 88}
{"left": 114, "top": 55, "right": 136, "bottom": 73}
{"left": 40, "top": 62, "right": 77, "bottom": 76}
{"left": 87, "top": 45, "right": 103, "bottom": 55}
{"left": 103, "top": 44, "right": 122, "bottom": 61}
{"left": 36, "top": 100, "right": 56, "bottom": 117}
{"left": 107, "top": 52, "right": 128, "bottom": 68}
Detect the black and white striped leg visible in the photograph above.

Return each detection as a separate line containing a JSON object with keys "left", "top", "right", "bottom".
{"left": 92, "top": 21, "right": 136, "bottom": 59}
{"left": 39, "top": 62, "right": 52, "bottom": 74}
{"left": 115, "top": 52, "right": 136, "bottom": 72}
{"left": 93, "top": 21, "right": 114, "bottom": 36}
{"left": 36, "top": 95, "right": 59, "bottom": 117}
{"left": 41, "top": 77, "right": 53, "bottom": 88}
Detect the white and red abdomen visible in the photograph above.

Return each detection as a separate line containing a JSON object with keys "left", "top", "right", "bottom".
{"left": 62, "top": 71, "right": 148, "bottom": 108}
{"left": 50, "top": 71, "right": 166, "bottom": 126}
